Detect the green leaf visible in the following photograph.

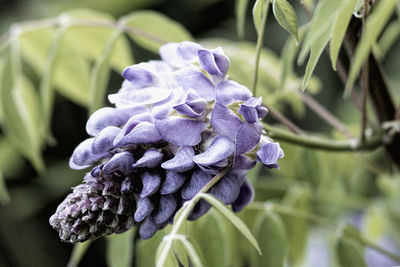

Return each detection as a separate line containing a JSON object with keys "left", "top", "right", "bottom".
{"left": 282, "top": 185, "right": 310, "bottom": 265}
{"left": 106, "top": 230, "right": 134, "bottom": 267}
{"left": 198, "top": 193, "right": 261, "bottom": 255}
{"left": 302, "top": 27, "right": 332, "bottom": 91}
{"left": 0, "top": 137, "right": 23, "bottom": 178}
{"left": 173, "top": 237, "right": 189, "bottom": 267}
{"left": 330, "top": 0, "right": 358, "bottom": 70}
{"left": 298, "top": 0, "right": 342, "bottom": 65}
{"left": 252, "top": 0, "right": 266, "bottom": 35}
{"left": 175, "top": 236, "right": 205, "bottom": 267}
{"left": 363, "top": 204, "right": 387, "bottom": 241}
{"left": 0, "top": 170, "right": 10, "bottom": 205}
{"left": 155, "top": 239, "right": 179, "bottom": 267}
{"left": 66, "top": 241, "right": 92, "bottom": 267}
{"left": 235, "top": 0, "right": 250, "bottom": 38}
{"left": 272, "top": 0, "right": 299, "bottom": 42}
{"left": 250, "top": 212, "right": 286, "bottom": 267}
{"left": 137, "top": 228, "right": 170, "bottom": 267}
{"left": 121, "top": 11, "right": 194, "bottom": 53}
{"left": 374, "top": 20, "right": 400, "bottom": 61}
{"left": 345, "top": 0, "right": 397, "bottom": 96}
{"left": 335, "top": 226, "right": 367, "bottom": 267}
{"left": 89, "top": 29, "right": 126, "bottom": 114}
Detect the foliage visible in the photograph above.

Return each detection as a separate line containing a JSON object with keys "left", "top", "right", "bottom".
{"left": 0, "top": 0, "right": 400, "bottom": 266}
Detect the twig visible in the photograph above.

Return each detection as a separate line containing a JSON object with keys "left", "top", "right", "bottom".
{"left": 263, "top": 122, "right": 382, "bottom": 151}
{"left": 266, "top": 106, "right": 305, "bottom": 135}
{"left": 360, "top": 0, "right": 370, "bottom": 145}
{"left": 296, "top": 91, "right": 354, "bottom": 138}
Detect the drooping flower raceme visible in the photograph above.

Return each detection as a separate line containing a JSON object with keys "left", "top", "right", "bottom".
{"left": 49, "top": 41, "right": 284, "bottom": 243}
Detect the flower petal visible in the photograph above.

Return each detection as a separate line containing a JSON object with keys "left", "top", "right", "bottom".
{"left": 210, "top": 103, "right": 242, "bottom": 141}
{"left": 160, "top": 171, "right": 186, "bottom": 195}
{"left": 153, "top": 195, "right": 177, "bottom": 224}
{"left": 198, "top": 48, "right": 229, "bottom": 76}
{"left": 159, "top": 42, "right": 186, "bottom": 68}
{"left": 161, "top": 146, "right": 195, "bottom": 172}
{"left": 139, "top": 216, "right": 159, "bottom": 240}
{"left": 102, "top": 151, "right": 135, "bottom": 174}
{"left": 134, "top": 198, "right": 154, "bottom": 222}
{"left": 235, "top": 122, "right": 262, "bottom": 155}
{"left": 238, "top": 97, "right": 264, "bottom": 123}
{"left": 181, "top": 169, "right": 213, "bottom": 200}
{"left": 188, "top": 199, "right": 211, "bottom": 221}
{"left": 210, "top": 172, "right": 242, "bottom": 204}
{"left": 122, "top": 63, "right": 160, "bottom": 89}
{"left": 175, "top": 67, "right": 215, "bottom": 101}
{"left": 155, "top": 117, "right": 206, "bottom": 146}
{"left": 140, "top": 172, "right": 162, "bottom": 198}
{"left": 233, "top": 155, "right": 257, "bottom": 171}
{"left": 114, "top": 122, "right": 162, "bottom": 147}
{"left": 193, "top": 136, "right": 234, "bottom": 166}
{"left": 215, "top": 80, "right": 251, "bottom": 105}
{"left": 232, "top": 180, "right": 254, "bottom": 212}
{"left": 108, "top": 87, "right": 172, "bottom": 108}
{"left": 132, "top": 148, "right": 163, "bottom": 168}
{"left": 69, "top": 138, "right": 110, "bottom": 170}
{"left": 91, "top": 126, "right": 121, "bottom": 154}
{"left": 256, "top": 140, "right": 284, "bottom": 168}
{"left": 176, "top": 41, "right": 202, "bottom": 60}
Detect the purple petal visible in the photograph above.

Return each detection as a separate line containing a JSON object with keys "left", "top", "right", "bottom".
{"left": 134, "top": 198, "right": 154, "bottom": 222}
{"left": 256, "top": 141, "right": 284, "bottom": 168}
{"left": 198, "top": 48, "right": 229, "bottom": 76}
{"left": 215, "top": 80, "right": 252, "bottom": 105}
{"left": 161, "top": 146, "right": 195, "bottom": 172}
{"left": 91, "top": 126, "right": 120, "bottom": 154}
{"left": 238, "top": 97, "right": 263, "bottom": 123}
{"left": 139, "top": 216, "right": 159, "bottom": 240}
{"left": 175, "top": 67, "right": 215, "bottom": 101}
{"left": 114, "top": 122, "right": 162, "bottom": 147}
{"left": 188, "top": 199, "right": 211, "bottom": 221}
{"left": 160, "top": 171, "right": 186, "bottom": 195}
{"left": 173, "top": 89, "right": 207, "bottom": 118}
{"left": 159, "top": 42, "right": 186, "bottom": 68}
{"left": 213, "top": 48, "right": 230, "bottom": 75}
{"left": 108, "top": 87, "right": 172, "bottom": 108}
{"left": 153, "top": 195, "right": 177, "bottom": 224}
{"left": 140, "top": 172, "right": 161, "bottom": 198}
{"left": 155, "top": 117, "right": 206, "bottom": 146}
{"left": 256, "top": 105, "right": 268, "bottom": 119}
{"left": 210, "top": 172, "right": 242, "bottom": 204}
{"left": 233, "top": 155, "right": 257, "bottom": 171}
{"left": 235, "top": 122, "right": 262, "bottom": 155}
{"left": 86, "top": 107, "right": 134, "bottom": 136}
{"left": 102, "top": 151, "right": 135, "bottom": 174}
{"left": 210, "top": 103, "right": 242, "bottom": 140}
{"left": 177, "top": 41, "right": 202, "bottom": 60}
{"left": 181, "top": 169, "right": 213, "bottom": 200}
{"left": 193, "top": 136, "right": 234, "bottom": 166}
{"left": 121, "top": 177, "right": 134, "bottom": 193}
{"left": 232, "top": 181, "right": 254, "bottom": 212}
{"left": 132, "top": 148, "right": 163, "bottom": 168}
{"left": 69, "top": 138, "right": 110, "bottom": 170}
{"left": 122, "top": 63, "right": 160, "bottom": 89}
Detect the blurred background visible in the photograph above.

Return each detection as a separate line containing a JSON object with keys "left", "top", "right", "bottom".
{"left": 1, "top": 0, "right": 400, "bottom": 266}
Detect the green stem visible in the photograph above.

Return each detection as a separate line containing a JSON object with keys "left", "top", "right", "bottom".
{"left": 357, "top": 235, "right": 400, "bottom": 263}
{"left": 251, "top": 0, "right": 270, "bottom": 95}
{"left": 156, "top": 167, "right": 230, "bottom": 267}
{"left": 263, "top": 123, "right": 383, "bottom": 151}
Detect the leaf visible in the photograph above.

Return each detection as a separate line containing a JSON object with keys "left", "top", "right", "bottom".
{"left": 198, "top": 193, "right": 261, "bottom": 255}
{"left": 281, "top": 185, "right": 310, "bottom": 265}
{"left": 272, "top": 0, "right": 299, "bottom": 42}
{"left": 335, "top": 226, "right": 367, "bottom": 267}
{"left": 252, "top": 0, "right": 266, "bottom": 35}
{"left": 155, "top": 239, "right": 179, "bottom": 267}
{"left": 250, "top": 212, "right": 286, "bottom": 267}
{"left": 106, "top": 230, "right": 134, "bottom": 267}
{"left": 175, "top": 236, "right": 205, "bottom": 267}
{"left": 0, "top": 170, "right": 10, "bottom": 205}
{"left": 345, "top": 0, "right": 397, "bottom": 96}
{"left": 0, "top": 137, "right": 23, "bottom": 178}
{"left": 173, "top": 237, "right": 189, "bottom": 267}
{"left": 235, "top": 0, "right": 250, "bottom": 39}
{"left": 121, "top": 11, "right": 194, "bottom": 53}
{"left": 363, "top": 204, "right": 387, "bottom": 241}
{"left": 330, "top": 0, "right": 358, "bottom": 70}
{"left": 89, "top": 29, "right": 126, "bottom": 114}
{"left": 66, "top": 241, "right": 92, "bottom": 267}
{"left": 374, "top": 20, "right": 400, "bottom": 61}
{"left": 137, "top": 228, "right": 170, "bottom": 267}
{"left": 302, "top": 27, "right": 332, "bottom": 91}
{"left": 298, "top": 0, "right": 342, "bottom": 65}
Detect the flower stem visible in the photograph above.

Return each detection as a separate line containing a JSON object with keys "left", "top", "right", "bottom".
{"left": 251, "top": 0, "right": 270, "bottom": 96}
{"left": 263, "top": 122, "right": 383, "bottom": 151}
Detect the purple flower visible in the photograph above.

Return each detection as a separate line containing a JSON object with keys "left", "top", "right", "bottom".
{"left": 50, "top": 41, "right": 284, "bottom": 243}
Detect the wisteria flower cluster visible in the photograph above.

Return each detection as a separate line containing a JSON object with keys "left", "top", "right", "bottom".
{"left": 49, "top": 41, "right": 284, "bottom": 243}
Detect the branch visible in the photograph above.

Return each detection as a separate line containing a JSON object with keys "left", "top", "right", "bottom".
{"left": 263, "top": 122, "right": 382, "bottom": 151}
